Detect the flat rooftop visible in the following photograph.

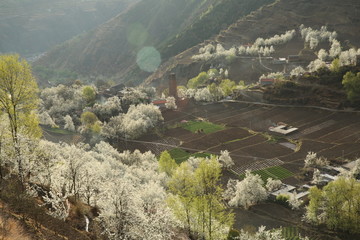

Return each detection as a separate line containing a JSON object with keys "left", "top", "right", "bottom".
{"left": 269, "top": 125, "right": 298, "bottom": 135}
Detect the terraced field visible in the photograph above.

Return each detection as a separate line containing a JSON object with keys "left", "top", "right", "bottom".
{"left": 159, "top": 102, "right": 360, "bottom": 183}
{"left": 125, "top": 101, "right": 360, "bottom": 187}
{"left": 118, "top": 101, "right": 360, "bottom": 240}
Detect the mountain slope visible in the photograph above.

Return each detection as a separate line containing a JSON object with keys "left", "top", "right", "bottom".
{"left": 159, "top": 0, "right": 275, "bottom": 59}
{"left": 0, "top": 0, "right": 133, "bottom": 56}
{"left": 35, "top": 0, "right": 273, "bottom": 85}
{"left": 145, "top": 0, "right": 360, "bottom": 87}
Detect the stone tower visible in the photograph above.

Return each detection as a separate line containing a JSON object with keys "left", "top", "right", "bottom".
{"left": 169, "top": 73, "right": 178, "bottom": 99}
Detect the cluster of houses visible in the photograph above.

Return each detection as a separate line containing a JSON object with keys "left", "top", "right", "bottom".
{"left": 259, "top": 55, "right": 302, "bottom": 86}
{"left": 266, "top": 122, "right": 358, "bottom": 203}
{"left": 269, "top": 160, "right": 358, "bottom": 203}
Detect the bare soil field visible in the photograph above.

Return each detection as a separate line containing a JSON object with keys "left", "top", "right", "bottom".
{"left": 208, "top": 134, "right": 265, "bottom": 152}
{"left": 130, "top": 102, "right": 360, "bottom": 239}
{"left": 181, "top": 128, "right": 251, "bottom": 150}
{"left": 160, "top": 102, "right": 360, "bottom": 178}
{"left": 319, "top": 122, "right": 360, "bottom": 143}
{"left": 240, "top": 142, "right": 292, "bottom": 159}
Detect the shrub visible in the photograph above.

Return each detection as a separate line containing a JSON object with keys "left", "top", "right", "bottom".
{"left": 276, "top": 194, "right": 290, "bottom": 206}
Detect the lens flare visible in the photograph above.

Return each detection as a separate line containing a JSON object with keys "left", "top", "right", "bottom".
{"left": 136, "top": 47, "right": 161, "bottom": 72}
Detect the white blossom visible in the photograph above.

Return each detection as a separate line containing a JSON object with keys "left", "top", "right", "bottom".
{"left": 288, "top": 191, "right": 302, "bottom": 210}
{"left": 307, "top": 59, "right": 326, "bottom": 72}
{"left": 229, "top": 170, "right": 267, "bottom": 209}
{"left": 301, "top": 25, "right": 336, "bottom": 46}
{"left": 218, "top": 150, "right": 234, "bottom": 168}
{"left": 40, "top": 84, "right": 85, "bottom": 126}
{"left": 317, "top": 49, "right": 328, "bottom": 61}
{"left": 312, "top": 168, "right": 321, "bottom": 184}
{"left": 266, "top": 178, "right": 282, "bottom": 192}
{"left": 102, "top": 103, "right": 163, "bottom": 140}
{"left": 194, "top": 88, "right": 213, "bottom": 102}
{"left": 92, "top": 96, "right": 122, "bottom": 121}
{"left": 63, "top": 115, "right": 75, "bottom": 131}
{"left": 165, "top": 96, "right": 177, "bottom": 110}
{"left": 304, "top": 152, "right": 329, "bottom": 168}
{"left": 256, "top": 30, "right": 296, "bottom": 47}
{"left": 329, "top": 39, "right": 342, "bottom": 58}
{"left": 39, "top": 111, "right": 57, "bottom": 127}
{"left": 339, "top": 48, "right": 357, "bottom": 66}
{"left": 290, "top": 66, "right": 305, "bottom": 76}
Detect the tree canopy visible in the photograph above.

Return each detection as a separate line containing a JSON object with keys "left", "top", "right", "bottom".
{"left": 167, "top": 157, "right": 234, "bottom": 239}
{"left": 305, "top": 177, "right": 360, "bottom": 234}
{"left": 0, "top": 54, "right": 41, "bottom": 139}
{"left": 0, "top": 54, "right": 41, "bottom": 181}
{"left": 342, "top": 71, "right": 360, "bottom": 103}
{"left": 82, "top": 85, "right": 96, "bottom": 106}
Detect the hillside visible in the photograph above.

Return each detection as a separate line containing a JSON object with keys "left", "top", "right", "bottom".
{"left": 0, "top": 0, "right": 133, "bottom": 56}
{"left": 145, "top": 0, "right": 360, "bottom": 87}
{"left": 34, "top": 0, "right": 274, "bottom": 85}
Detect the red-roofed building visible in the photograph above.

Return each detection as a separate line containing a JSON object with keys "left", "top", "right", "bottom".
{"left": 152, "top": 100, "right": 167, "bottom": 110}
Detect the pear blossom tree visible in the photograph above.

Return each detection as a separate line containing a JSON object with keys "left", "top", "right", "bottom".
{"left": 218, "top": 150, "right": 234, "bottom": 168}
{"left": 121, "top": 103, "right": 163, "bottom": 139}
{"left": 177, "top": 86, "right": 187, "bottom": 98}
{"left": 259, "top": 72, "right": 285, "bottom": 81}
{"left": 339, "top": 48, "right": 357, "bottom": 66}
{"left": 300, "top": 25, "right": 337, "bottom": 49}
{"left": 120, "top": 86, "right": 155, "bottom": 111}
{"left": 194, "top": 88, "right": 214, "bottom": 102}
{"left": 329, "top": 39, "right": 341, "bottom": 58}
{"left": 40, "top": 84, "right": 85, "bottom": 126}
{"left": 307, "top": 59, "right": 326, "bottom": 72}
{"left": 229, "top": 170, "right": 267, "bottom": 209}
{"left": 288, "top": 191, "right": 302, "bottom": 210}
{"left": 92, "top": 96, "right": 122, "bottom": 122}
{"left": 235, "top": 226, "right": 309, "bottom": 240}
{"left": 265, "top": 178, "right": 282, "bottom": 192}
{"left": 39, "top": 111, "right": 57, "bottom": 127}
{"left": 290, "top": 66, "right": 305, "bottom": 77}
{"left": 350, "top": 158, "right": 360, "bottom": 177}
{"left": 192, "top": 30, "right": 295, "bottom": 60}
{"left": 304, "top": 152, "right": 329, "bottom": 168}
{"left": 101, "top": 115, "right": 123, "bottom": 141}
{"left": 236, "top": 226, "right": 286, "bottom": 240}
{"left": 223, "top": 179, "right": 238, "bottom": 201}
{"left": 312, "top": 168, "right": 321, "bottom": 184}
{"left": 63, "top": 115, "right": 75, "bottom": 131}
{"left": 254, "top": 30, "right": 296, "bottom": 47}
{"left": 317, "top": 49, "right": 328, "bottom": 61}
{"left": 165, "top": 96, "right": 177, "bottom": 110}
{"left": 102, "top": 103, "right": 163, "bottom": 140}
{"left": 23, "top": 139, "right": 179, "bottom": 238}
{"left": 0, "top": 118, "right": 12, "bottom": 180}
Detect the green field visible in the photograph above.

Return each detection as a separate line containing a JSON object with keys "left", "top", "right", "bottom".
{"left": 181, "top": 120, "right": 225, "bottom": 134}
{"left": 282, "top": 226, "right": 301, "bottom": 240}
{"left": 42, "top": 126, "right": 74, "bottom": 135}
{"left": 281, "top": 226, "right": 317, "bottom": 240}
{"left": 239, "top": 166, "right": 294, "bottom": 182}
{"left": 168, "top": 148, "right": 212, "bottom": 164}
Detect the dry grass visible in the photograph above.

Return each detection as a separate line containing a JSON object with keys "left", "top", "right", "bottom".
{"left": 0, "top": 213, "right": 32, "bottom": 240}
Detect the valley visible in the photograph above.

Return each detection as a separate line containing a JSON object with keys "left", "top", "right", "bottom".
{"left": 1, "top": 0, "right": 360, "bottom": 239}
